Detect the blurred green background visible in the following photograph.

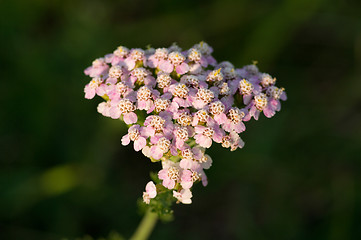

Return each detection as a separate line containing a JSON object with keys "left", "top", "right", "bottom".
{"left": 1, "top": 0, "right": 361, "bottom": 239}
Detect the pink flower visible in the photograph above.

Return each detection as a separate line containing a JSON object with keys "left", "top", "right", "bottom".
{"left": 108, "top": 65, "right": 123, "bottom": 79}
{"left": 178, "top": 146, "right": 212, "bottom": 170}
{"left": 194, "top": 122, "right": 224, "bottom": 148}
{"left": 243, "top": 104, "right": 259, "bottom": 121}
{"left": 239, "top": 79, "right": 255, "bottom": 105}
{"left": 107, "top": 82, "right": 133, "bottom": 101}
{"left": 150, "top": 137, "right": 171, "bottom": 160}
{"left": 206, "top": 68, "right": 223, "bottom": 83}
{"left": 266, "top": 86, "right": 287, "bottom": 112}
{"left": 180, "top": 169, "right": 200, "bottom": 189}
{"left": 104, "top": 46, "right": 129, "bottom": 66}
{"left": 194, "top": 126, "right": 214, "bottom": 148}
{"left": 159, "top": 51, "right": 189, "bottom": 75}
{"left": 187, "top": 48, "right": 209, "bottom": 67}
{"left": 173, "top": 125, "right": 193, "bottom": 150}
{"left": 124, "top": 48, "right": 145, "bottom": 70}
{"left": 136, "top": 86, "right": 156, "bottom": 111}
{"left": 84, "top": 58, "right": 109, "bottom": 78}
{"left": 221, "top": 131, "right": 245, "bottom": 151}
{"left": 169, "top": 83, "right": 193, "bottom": 108}
{"left": 143, "top": 114, "right": 173, "bottom": 139}
{"left": 208, "top": 101, "right": 227, "bottom": 125}
{"left": 192, "top": 110, "right": 210, "bottom": 126}
{"left": 97, "top": 101, "right": 112, "bottom": 117}
{"left": 173, "top": 189, "right": 192, "bottom": 204}
{"left": 156, "top": 72, "right": 173, "bottom": 90}
{"left": 158, "top": 164, "right": 180, "bottom": 189}
{"left": 244, "top": 93, "right": 275, "bottom": 120}
{"left": 192, "top": 88, "right": 215, "bottom": 109}
{"left": 195, "top": 151, "right": 213, "bottom": 170}
{"left": 259, "top": 73, "right": 276, "bottom": 87}
{"left": 147, "top": 48, "right": 169, "bottom": 68}
{"left": 229, "top": 131, "right": 245, "bottom": 151}
{"left": 84, "top": 78, "right": 103, "bottom": 99}
{"left": 179, "top": 147, "right": 199, "bottom": 170}
{"left": 222, "top": 107, "right": 246, "bottom": 133}
{"left": 147, "top": 96, "right": 170, "bottom": 113}
{"left": 121, "top": 125, "right": 148, "bottom": 151}
{"left": 142, "top": 181, "right": 157, "bottom": 204}
{"left": 130, "top": 67, "right": 155, "bottom": 87}
{"left": 263, "top": 105, "right": 276, "bottom": 118}
{"left": 180, "top": 75, "right": 208, "bottom": 89}
{"left": 109, "top": 98, "right": 138, "bottom": 124}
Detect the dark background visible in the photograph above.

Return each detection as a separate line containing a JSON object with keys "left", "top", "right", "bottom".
{"left": 1, "top": 0, "right": 361, "bottom": 239}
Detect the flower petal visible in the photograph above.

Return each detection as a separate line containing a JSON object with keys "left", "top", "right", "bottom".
{"left": 145, "top": 181, "right": 157, "bottom": 198}
{"left": 134, "top": 137, "right": 146, "bottom": 151}
{"left": 121, "top": 134, "right": 130, "bottom": 146}
{"left": 159, "top": 60, "right": 173, "bottom": 73}
{"left": 176, "top": 62, "right": 189, "bottom": 75}
{"left": 123, "top": 112, "right": 137, "bottom": 124}
{"left": 150, "top": 146, "right": 163, "bottom": 160}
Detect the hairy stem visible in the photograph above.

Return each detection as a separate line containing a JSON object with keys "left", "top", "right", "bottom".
{"left": 130, "top": 208, "right": 158, "bottom": 240}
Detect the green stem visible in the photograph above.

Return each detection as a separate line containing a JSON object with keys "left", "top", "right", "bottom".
{"left": 130, "top": 208, "right": 158, "bottom": 240}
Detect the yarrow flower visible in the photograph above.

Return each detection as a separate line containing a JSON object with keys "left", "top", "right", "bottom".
{"left": 84, "top": 42, "right": 287, "bottom": 207}
{"left": 121, "top": 125, "right": 147, "bottom": 151}
{"left": 142, "top": 181, "right": 157, "bottom": 204}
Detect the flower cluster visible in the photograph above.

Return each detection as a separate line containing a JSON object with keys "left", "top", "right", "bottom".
{"left": 84, "top": 42, "right": 287, "bottom": 205}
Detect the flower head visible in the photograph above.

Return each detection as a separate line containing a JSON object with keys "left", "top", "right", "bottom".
{"left": 84, "top": 42, "right": 287, "bottom": 205}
